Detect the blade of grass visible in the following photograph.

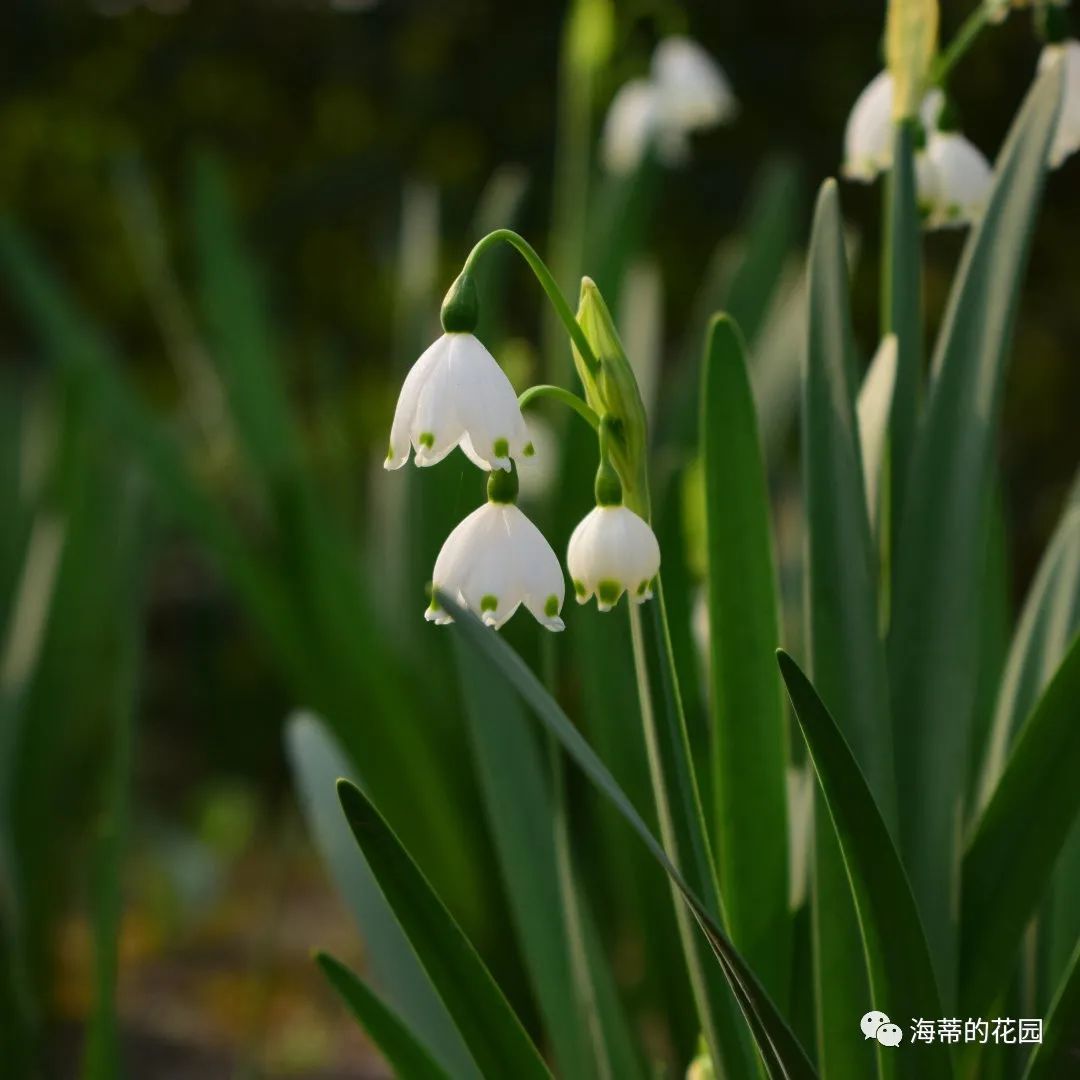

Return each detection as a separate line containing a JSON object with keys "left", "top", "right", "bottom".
{"left": 316, "top": 953, "right": 452, "bottom": 1080}
{"left": 803, "top": 179, "right": 895, "bottom": 1077}
{"left": 959, "top": 633, "right": 1080, "bottom": 1019}
{"left": 887, "top": 62, "right": 1063, "bottom": 1000}
{"left": 336, "top": 780, "right": 552, "bottom": 1079}
{"left": 701, "top": 315, "right": 790, "bottom": 1008}
{"left": 1022, "top": 939, "right": 1080, "bottom": 1080}
{"left": 285, "top": 714, "right": 478, "bottom": 1080}
{"left": 444, "top": 595, "right": 818, "bottom": 1080}
{"left": 778, "top": 651, "right": 950, "bottom": 1080}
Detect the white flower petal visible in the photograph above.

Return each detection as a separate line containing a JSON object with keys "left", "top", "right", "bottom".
{"left": 567, "top": 505, "right": 661, "bottom": 611}
{"left": 651, "top": 36, "right": 737, "bottom": 132}
{"left": 1041, "top": 41, "right": 1080, "bottom": 169}
{"left": 602, "top": 79, "right": 658, "bottom": 175}
{"left": 918, "top": 131, "right": 993, "bottom": 230}
{"left": 385, "top": 336, "right": 444, "bottom": 469}
{"left": 428, "top": 502, "right": 562, "bottom": 631}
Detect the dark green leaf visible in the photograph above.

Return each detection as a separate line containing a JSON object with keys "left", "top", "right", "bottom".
{"left": 1023, "top": 939, "right": 1080, "bottom": 1080}
{"left": 778, "top": 651, "right": 949, "bottom": 1080}
{"left": 317, "top": 953, "right": 452, "bottom": 1080}
{"left": 701, "top": 315, "right": 790, "bottom": 1007}
{"left": 336, "top": 779, "right": 552, "bottom": 1080}
{"left": 888, "top": 62, "right": 1063, "bottom": 995}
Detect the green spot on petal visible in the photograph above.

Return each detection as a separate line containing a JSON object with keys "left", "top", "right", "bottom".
{"left": 597, "top": 580, "right": 622, "bottom": 606}
{"left": 418, "top": 431, "right": 435, "bottom": 449}
{"left": 636, "top": 580, "right": 648, "bottom": 596}
{"left": 544, "top": 595, "right": 559, "bottom": 617}
{"left": 574, "top": 580, "right": 586, "bottom": 598}
{"left": 386, "top": 442, "right": 394, "bottom": 461}
{"left": 493, "top": 437, "right": 509, "bottom": 458}
{"left": 480, "top": 594, "right": 499, "bottom": 612}
{"left": 523, "top": 442, "right": 535, "bottom": 457}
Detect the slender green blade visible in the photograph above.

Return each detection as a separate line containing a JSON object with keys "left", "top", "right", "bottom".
{"left": 880, "top": 120, "right": 922, "bottom": 546}
{"left": 888, "top": 63, "right": 1063, "bottom": 998}
{"left": 959, "top": 634, "right": 1080, "bottom": 1018}
{"left": 778, "top": 651, "right": 949, "bottom": 1080}
{"left": 444, "top": 595, "right": 818, "bottom": 1080}
{"left": 803, "top": 179, "right": 895, "bottom": 1078}
{"left": 1022, "top": 939, "right": 1080, "bottom": 1080}
{"left": 701, "top": 315, "right": 790, "bottom": 1007}
{"left": 316, "top": 953, "right": 452, "bottom": 1080}
{"left": 454, "top": 637, "right": 642, "bottom": 1080}
{"left": 336, "top": 780, "right": 552, "bottom": 1080}
{"left": 285, "top": 714, "right": 477, "bottom": 1079}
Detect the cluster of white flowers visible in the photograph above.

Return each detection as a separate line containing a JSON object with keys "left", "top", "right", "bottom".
{"left": 842, "top": 71, "right": 993, "bottom": 229}
{"left": 386, "top": 329, "right": 661, "bottom": 631}
{"left": 842, "top": 41, "right": 1080, "bottom": 228}
{"left": 602, "top": 36, "right": 738, "bottom": 175}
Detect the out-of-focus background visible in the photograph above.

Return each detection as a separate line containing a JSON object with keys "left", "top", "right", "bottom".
{"left": 0, "top": 1, "right": 1076, "bottom": 1076}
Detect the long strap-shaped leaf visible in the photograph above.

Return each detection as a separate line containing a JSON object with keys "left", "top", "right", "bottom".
{"left": 701, "top": 315, "right": 790, "bottom": 1008}
{"left": 887, "top": 61, "right": 1063, "bottom": 999}
{"left": 778, "top": 652, "right": 950, "bottom": 1080}
{"left": 336, "top": 780, "right": 552, "bottom": 1079}
{"left": 1022, "top": 939, "right": 1080, "bottom": 1080}
{"left": 444, "top": 595, "right": 818, "bottom": 1080}
{"left": 959, "top": 633, "right": 1080, "bottom": 1018}
{"left": 803, "top": 179, "right": 895, "bottom": 1078}
{"left": 316, "top": 952, "right": 452, "bottom": 1080}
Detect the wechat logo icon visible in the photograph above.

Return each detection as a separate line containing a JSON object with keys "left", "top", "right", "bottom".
{"left": 861, "top": 1010, "right": 904, "bottom": 1047}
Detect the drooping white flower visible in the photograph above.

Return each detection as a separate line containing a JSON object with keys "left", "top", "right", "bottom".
{"left": 602, "top": 78, "right": 661, "bottom": 175}
{"left": 601, "top": 36, "right": 736, "bottom": 175}
{"left": 426, "top": 500, "right": 565, "bottom": 631}
{"left": 1041, "top": 40, "right": 1080, "bottom": 168}
{"left": 385, "top": 333, "right": 533, "bottom": 472}
{"left": 841, "top": 70, "right": 943, "bottom": 182}
{"left": 917, "top": 131, "right": 993, "bottom": 229}
{"left": 567, "top": 505, "right": 661, "bottom": 611}
{"left": 650, "top": 36, "right": 738, "bottom": 133}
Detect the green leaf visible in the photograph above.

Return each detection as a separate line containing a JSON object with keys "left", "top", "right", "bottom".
{"left": 336, "top": 779, "right": 552, "bottom": 1080}
{"left": 316, "top": 953, "right": 451, "bottom": 1080}
{"left": 880, "top": 120, "right": 922, "bottom": 542}
{"left": 1023, "top": 939, "right": 1080, "bottom": 1080}
{"left": 700, "top": 315, "right": 790, "bottom": 1007}
{"left": 453, "top": 637, "right": 642, "bottom": 1080}
{"left": 803, "top": 179, "right": 895, "bottom": 1077}
{"left": 959, "top": 633, "right": 1080, "bottom": 1018}
{"left": 444, "top": 595, "right": 818, "bottom": 1080}
{"left": 778, "top": 651, "right": 949, "bottom": 1080}
{"left": 285, "top": 714, "right": 477, "bottom": 1079}
{"left": 887, "top": 61, "right": 1063, "bottom": 997}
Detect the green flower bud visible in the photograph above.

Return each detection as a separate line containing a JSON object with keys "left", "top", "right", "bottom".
{"left": 574, "top": 279, "right": 650, "bottom": 516}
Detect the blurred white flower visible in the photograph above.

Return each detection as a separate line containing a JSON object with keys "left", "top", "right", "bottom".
{"left": 385, "top": 333, "right": 533, "bottom": 472}
{"left": 568, "top": 505, "right": 661, "bottom": 611}
{"left": 1040, "top": 40, "right": 1080, "bottom": 168}
{"left": 426, "top": 501, "right": 565, "bottom": 631}
{"left": 602, "top": 36, "right": 736, "bottom": 175}
{"left": 842, "top": 70, "right": 943, "bottom": 182}
{"left": 918, "top": 131, "right": 993, "bottom": 229}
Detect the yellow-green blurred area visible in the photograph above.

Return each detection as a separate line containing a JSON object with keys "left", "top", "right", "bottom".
{"left": 0, "top": 1, "right": 1077, "bottom": 1077}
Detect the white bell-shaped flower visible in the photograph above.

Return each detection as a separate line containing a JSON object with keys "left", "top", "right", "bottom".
{"left": 842, "top": 71, "right": 943, "bottom": 182}
{"left": 568, "top": 504, "right": 661, "bottom": 612}
{"left": 650, "top": 36, "right": 738, "bottom": 133}
{"left": 602, "top": 78, "right": 660, "bottom": 176}
{"left": 385, "top": 332, "right": 533, "bottom": 472}
{"left": 1041, "top": 40, "right": 1080, "bottom": 168}
{"left": 426, "top": 494, "right": 565, "bottom": 632}
{"left": 917, "top": 130, "right": 993, "bottom": 230}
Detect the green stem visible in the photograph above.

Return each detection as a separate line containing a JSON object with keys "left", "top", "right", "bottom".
{"left": 461, "top": 229, "right": 601, "bottom": 379}
{"left": 518, "top": 384, "right": 600, "bottom": 431}
{"left": 931, "top": 5, "right": 991, "bottom": 86}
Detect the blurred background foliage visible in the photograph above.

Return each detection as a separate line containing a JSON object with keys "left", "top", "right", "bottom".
{"left": 0, "top": 0, "right": 1077, "bottom": 1076}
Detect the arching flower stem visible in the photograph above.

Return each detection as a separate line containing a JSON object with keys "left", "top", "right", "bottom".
{"left": 459, "top": 229, "right": 602, "bottom": 382}
{"left": 931, "top": 5, "right": 993, "bottom": 87}
{"left": 517, "top": 384, "right": 600, "bottom": 432}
